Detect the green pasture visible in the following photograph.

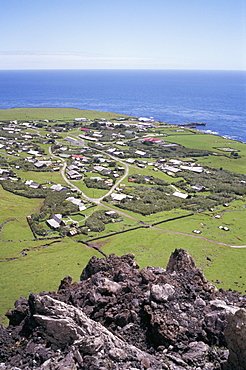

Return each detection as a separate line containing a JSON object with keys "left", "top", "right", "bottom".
{"left": 198, "top": 154, "right": 246, "bottom": 174}
{"left": 0, "top": 107, "right": 130, "bottom": 122}
{"left": 27, "top": 128, "right": 47, "bottom": 136}
{"left": 74, "top": 179, "right": 109, "bottom": 198}
{"left": 159, "top": 127, "right": 196, "bottom": 136}
{"left": 67, "top": 214, "right": 85, "bottom": 223}
{"left": 142, "top": 208, "right": 191, "bottom": 224}
{"left": 64, "top": 128, "right": 82, "bottom": 136}
{"left": 153, "top": 208, "right": 246, "bottom": 246}
{"left": 1, "top": 221, "right": 34, "bottom": 245}
{"left": 164, "top": 132, "right": 225, "bottom": 150}
{"left": 78, "top": 205, "right": 100, "bottom": 217}
{"left": 1, "top": 240, "right": 27, "bottom": 261}
{"left": 15, "top": 169, "right": 65, "bottom": 185}
{"left": 37, "top": 143, "right": 51, "bottom": 155}
{"left": 0, "top": 238, "right": 99, "bottom": 325}
{"left": 0, "top": 185, "right": 42, "bottom": 234}
{"left": 166, "top": 132, "right": 246, "bottom": 156}
{"left": 38, "top": 220, "right": 59, "bottom": 234}
{"left": 104, "top": 216, "right": 138, "bottom": 230}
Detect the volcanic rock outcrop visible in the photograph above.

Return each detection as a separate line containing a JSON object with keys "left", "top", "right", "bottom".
{"left": 1, "top": 249, "right": 246, "bottom": 369}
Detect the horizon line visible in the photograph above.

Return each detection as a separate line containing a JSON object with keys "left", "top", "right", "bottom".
{"left": 0, "top": 68, "right": 245, "bottom": 72}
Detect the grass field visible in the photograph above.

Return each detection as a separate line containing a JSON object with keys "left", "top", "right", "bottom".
{"left": 0, "top": 107, "right": 130, "bottom": 122}
{"left": 154, "top": 210, "right": 246, "bottom": 245}
{"left": 0, "top": 186, "right": 44, "bottom": 258}
{"left": 0, "top": 239, "right": 98, "bottom": 325}
{"left": 74, "top": 179, "right": 109, "bottom": 198}
{"left": 16, "top": 169, "right": 66, "bottom": 185}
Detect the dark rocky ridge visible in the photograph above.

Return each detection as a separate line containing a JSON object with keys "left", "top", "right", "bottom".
{"left": 1, "top": 249, "right": 246, "bottom": 369}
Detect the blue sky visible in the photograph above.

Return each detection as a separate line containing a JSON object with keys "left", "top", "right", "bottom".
{"left": 0, "top": 0, "right": 245, "bottom": 70}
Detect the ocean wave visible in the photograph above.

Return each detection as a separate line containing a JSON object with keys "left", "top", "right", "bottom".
{"left": 201, "top": 129, "right": 219, "bottom": 135}
{"left": 222, "top": 135, "right": 245, "bottom": 143}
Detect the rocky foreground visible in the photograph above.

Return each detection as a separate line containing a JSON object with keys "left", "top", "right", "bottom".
{"left": 1, "top": 249, "right": 246, "bottom": 369}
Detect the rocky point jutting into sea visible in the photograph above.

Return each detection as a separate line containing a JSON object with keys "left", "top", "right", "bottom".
{"left": 0, "top": 249, "right": 246, "bottom": 370}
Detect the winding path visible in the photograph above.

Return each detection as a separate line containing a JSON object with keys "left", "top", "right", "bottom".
{"left": 0, "top": 218, "right": 18, "bottom": 233}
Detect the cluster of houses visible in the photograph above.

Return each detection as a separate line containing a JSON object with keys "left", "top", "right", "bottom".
{"left": 0, "top": 168, "right": 14, "bottom": 181}
{"left": 0, "top": 121, "right": 64, "bottom": 173}
{"left": 66, "top": 164, "right": 83, "bottom": 180}
{"left": 0, "top": 121, "right": 43, "bottom": 155}
{"left": 101, "top": 155, "right": 208, "bottom": 202}
{"left": 52, "top": 149, "right": 125, "bottom": 183}
{"left": 74, "top": 116, "right": 160, "bottom": 144}
{"left": 0, "top": 116, "right": 229, "bottom": 238}
{"left": 56, "top": 140, "right": 208, "bottom": 203}
{"left": 158, "top": 158, "right": 205, "bottom": 176}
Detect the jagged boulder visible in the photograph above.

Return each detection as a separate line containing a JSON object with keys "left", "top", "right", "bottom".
{"left": 5, "top": 297, "right": 29, "bottom": 326}
{"left": 150, "top": 283, "right": 175, "bottom": 302}
{"left": 32, "top": 294, "right": 166, "bottom": 369}
{"left": 166, "top": 248, "right": 197, "bottom": 273}
{"left": 224, "top": 308, "right": 246, "bottom": 370}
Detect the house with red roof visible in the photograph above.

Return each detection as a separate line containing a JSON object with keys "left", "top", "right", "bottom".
{"left": 142, "top": 137, "right": 164, "bottom": 143}
{"left": 72, "top": 154, "right": 84, "bottom": 159}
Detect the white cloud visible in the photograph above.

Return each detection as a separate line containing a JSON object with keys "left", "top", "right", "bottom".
{"left": 0, "top": 51, "right": 157, "bottom": 69}
{"left": 1, "top": 51, "right": 237, "bottom": 70}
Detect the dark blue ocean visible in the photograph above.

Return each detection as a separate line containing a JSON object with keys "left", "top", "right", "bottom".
{"left": 0, "top": 69, "right": 245, "bottom": 142}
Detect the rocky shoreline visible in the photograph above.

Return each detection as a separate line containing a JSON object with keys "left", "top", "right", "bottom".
{"left": 1, "top": 249, "right": 246, "bottom": 369}
{"left": 178, "top": 122, "right": 206, "bottom": 126}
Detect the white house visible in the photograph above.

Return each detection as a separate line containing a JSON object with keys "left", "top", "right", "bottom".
{"left": 74, "top": 117, "right": 87, "bottom": 122}
{"left": 50, "top": 184, "right": 68, "bottom": 192}
{"left": 47, "top": 214, "right": 64, "bottom": 229}
{"left": 135, "top": 150, "right": 146, "bottom": 157}
{"left": 180, "top": 165, "right": 203, "bottom": 173}
{"left": 173, "top": 191, "right": 189, "bottom": 199}
{"left": 111, "top": 193, "right": 127, "bottom": 201}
